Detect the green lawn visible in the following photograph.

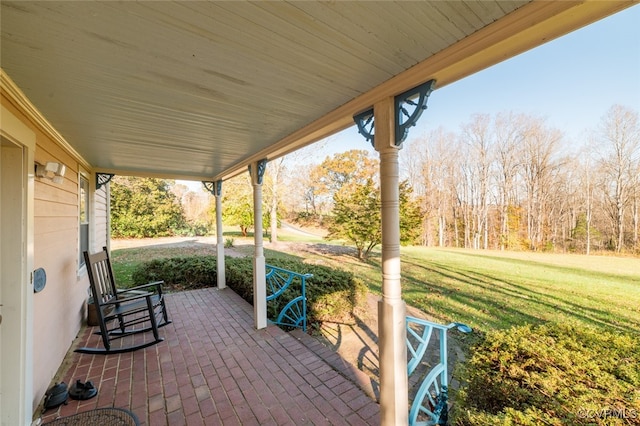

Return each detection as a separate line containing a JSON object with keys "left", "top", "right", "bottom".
{"left": 277, "top": 245, "right": 640, "bottom": 337}
{"left": 111, "top": 239, "right": 640, "bottom": 337}
{"left": 396, "top": 248, "right": 640, "bottom": 336}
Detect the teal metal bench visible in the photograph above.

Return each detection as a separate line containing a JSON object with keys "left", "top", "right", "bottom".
{"left": 406, "top": 316, "right": 472, "bottom": 426}
{"left": 265, "top": 264, "right": 312, "bottom": 331}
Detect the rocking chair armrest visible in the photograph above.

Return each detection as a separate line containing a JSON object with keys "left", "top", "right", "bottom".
{"left": 103, "top": 291, "right": 154, "bottom": 306}
{"left": 117, "top": 281, "right": 165, "bottom": 294}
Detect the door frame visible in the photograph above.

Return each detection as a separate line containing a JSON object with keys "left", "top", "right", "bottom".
{"left": 1, "top": 103, "right": 35, "bottom": 426}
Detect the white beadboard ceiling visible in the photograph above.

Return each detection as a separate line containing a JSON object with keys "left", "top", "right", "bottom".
{"left": 1, "top": 1, "right": 631, "bottom": 182}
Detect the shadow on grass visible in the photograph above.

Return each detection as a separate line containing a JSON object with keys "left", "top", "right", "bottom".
{"left": 399, "top": 255, "right": 640, "bottom": 336}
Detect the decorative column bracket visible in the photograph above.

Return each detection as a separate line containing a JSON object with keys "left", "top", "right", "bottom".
{"left": 202, "top": 180, "right": 223, "bottom": 196}
{"left": 353, "top": 79, "right": 436, "bottom": 147}
{"left": 96, "top": 173, "right": 115, "bottom": 190}
{"left": 248, "top": 159, "right": 267, "bottom": 184}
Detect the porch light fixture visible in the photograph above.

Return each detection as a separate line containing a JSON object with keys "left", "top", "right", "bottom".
{"left": 35, "top": 161, "right": 66, "bottom": 184}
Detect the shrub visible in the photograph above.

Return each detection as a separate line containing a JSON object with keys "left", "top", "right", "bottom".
{"left": 131, "top": 255, "right": 366, "bottom": 328}
{"left": 224, "top": 256, "right": 367, "bottom": 327}
{"left": 452, "top": 322, "right": 640, "bottom": 425}
{"left": 131, "top": 255, "right": 217, "bottom": 291}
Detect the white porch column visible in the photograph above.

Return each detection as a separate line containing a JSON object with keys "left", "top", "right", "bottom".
{"left": 214, "top": 181, "right": 226, "bottom": 290}
{"left": 250, "top": 160, "right": 268, "bottom": 329}
{"left": 374, "top": 96, "right": 409, "bottom": 426}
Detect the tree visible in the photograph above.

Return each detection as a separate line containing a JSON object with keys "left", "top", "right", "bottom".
{"left": 171, "top": 183, "right": 214, "bottom": 235}
{"left": 327, "top": 178, "right": 381, "bottom": 259}
{"left": 461, "top": 114, "right": 493, "bottom": 249}
{"left": 595, "top": 105, "right": 640, "bottom": 252}
{"left": 218, "top": 173, "right": 272, "bottom": 237}
{"left": 404, "top": 128, "right": 458, "bottom": 247}
{"left": 327, "top": 178, "right": 422, "bottom": 259}
{"left": 265, "top": 157, "right": 285, "bottom": 243}
{"left": 111, "top": 176, "right": 186, "bottom": 238}
{"left": 219, "top": 174, "right": 254, "bottom": 237}
{"left": 494, "top": 112, "right": 527, "bottom": 250}
{"left": 520, "top": 117, "right": 563, "bottom": 250}
{"left": 398, "top": 180, "right": 423, "bottom": 246}
{"left": 311, "top": 149, "right": 378, "bottom": 202}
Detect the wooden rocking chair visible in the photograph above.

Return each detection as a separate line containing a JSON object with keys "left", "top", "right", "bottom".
{"left": 75, "top": 247, "right": 171, "bottom": 354}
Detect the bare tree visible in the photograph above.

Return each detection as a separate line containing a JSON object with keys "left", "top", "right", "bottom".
{"left": 405, "top": 128, "right": 458, "bottom": 246}
{"left": 595, "top": 105, "right": 640, "bottom": 252}
{"left": 494, "top": 112, "right": 527, "bottom": 250}
{"left": 265, "top": 157, "right": 285, "bottom": 243}
{"left": 520, "top": 117, "right": 563, "bottom": 250}
{"left": 461, "top": 114, "right": 493, "bottom": 249}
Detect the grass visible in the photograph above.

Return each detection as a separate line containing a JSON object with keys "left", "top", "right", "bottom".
{"left": 110, "top": 237, "right": 640, "bottom": 339}
{"left": 262, "top": 245, "right": 640, "bottom": 337}
{"left": 396, "top": 248, "right": 640, "bottom": 336}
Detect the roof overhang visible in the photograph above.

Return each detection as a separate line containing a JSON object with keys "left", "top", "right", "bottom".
{"left": 1, "top": 1, "right": 633, "bottom": 182}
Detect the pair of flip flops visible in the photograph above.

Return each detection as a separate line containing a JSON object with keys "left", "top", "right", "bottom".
{"left": 69, "top": 380, "right": 97, "bottom": 400}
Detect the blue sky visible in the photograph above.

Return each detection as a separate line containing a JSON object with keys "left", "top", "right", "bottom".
{"left": 319, "top": 4, "right": 640, "bottom": 157}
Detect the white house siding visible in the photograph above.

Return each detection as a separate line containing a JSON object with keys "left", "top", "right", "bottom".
{"left": 93, "top": 184, "right": 108, "bottom": 253}
{"left": 0, "top": 91, "right": 108, "bottom": 415}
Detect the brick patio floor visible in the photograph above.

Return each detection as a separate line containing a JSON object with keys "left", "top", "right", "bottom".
{"left": 37, "top": 288, "right": 380, "bottom": 425}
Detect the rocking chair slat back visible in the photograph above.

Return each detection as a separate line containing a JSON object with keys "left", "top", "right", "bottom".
{"left": 76, "top": 247, "right": 171, "bottom": 355}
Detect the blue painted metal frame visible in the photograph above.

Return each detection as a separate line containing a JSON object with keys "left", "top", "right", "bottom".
{"left": 353, "top": 79, "right": 436, "bottom": 148}
{"left": 395, "top": 80, "right": 435, "bottom": 145}
{"left": 248, "top": 159, "right": 268, "bottom": 185}
{"left": 96, "top": 173, "right": 115, "bottom": 190}
{"left": 265, "top": 264, "right": 312, "bottom": 331}
{"left": 354, "top": 108, "right": 375, "bottom": 147}
{"left": 202, "top": 180, "right": 222, "bottom": 196}
{"left": 406, "top": 316, "right": 472, "bottom": 426}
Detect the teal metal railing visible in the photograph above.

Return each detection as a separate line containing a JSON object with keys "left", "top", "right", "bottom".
{"left": 406, "top": 317, "right": 472, "bottom": 426}
{"left": 265, "top": 264, "right": 312, "bottom": 331}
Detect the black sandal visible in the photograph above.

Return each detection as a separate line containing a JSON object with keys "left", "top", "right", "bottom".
{"left": 69, "top": 380, "right": 98, "bottom": 400}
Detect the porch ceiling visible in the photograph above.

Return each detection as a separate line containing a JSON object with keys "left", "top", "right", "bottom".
{"left": 0, "top": 1, "right": 631, "bottom": 182}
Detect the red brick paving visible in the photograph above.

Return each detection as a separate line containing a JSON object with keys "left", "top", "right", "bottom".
{"left": 37, "top": 288, "right": 380, "bottom": 425}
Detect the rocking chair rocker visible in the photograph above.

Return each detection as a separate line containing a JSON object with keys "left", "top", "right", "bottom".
{"left": 75, "top": 247, "right": 171, "bottom": 355}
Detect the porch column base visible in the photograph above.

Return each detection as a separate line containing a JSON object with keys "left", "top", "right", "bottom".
{"left": 253, "top": 255, "right": 267, "bottom": 329}
{"left": 216, "top": 243, "right": 226, "bottom": 290}
{"left": 378, "top": 297, "right": 408, "bottom": 425}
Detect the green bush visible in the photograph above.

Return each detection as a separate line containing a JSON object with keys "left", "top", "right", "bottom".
{"left": 131, "top": 255, "right": 365, "bottom": 327}
{"left": 224, "top": 256, "right": 366, "bottom": 327}
{"left": 131, "top": 255, "right": 217, "bottom": 291}
{"left": 452, "top": 322, "right": 640, "bottom": 425}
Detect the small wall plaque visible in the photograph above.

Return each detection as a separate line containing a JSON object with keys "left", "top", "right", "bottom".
{"left": 33, "top": 267, "right": 46, "bottom": 293}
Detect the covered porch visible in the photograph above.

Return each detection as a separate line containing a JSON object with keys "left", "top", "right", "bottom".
{"left": 39, "top": 287, "right": 379, "bottom": 425}
{"left": 1, "top": 2, "right": 634, "bottom": 425}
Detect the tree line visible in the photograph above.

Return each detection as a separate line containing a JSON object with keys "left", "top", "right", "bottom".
{"left": 110, "top": 104, "right": 639, "bottom": 256}
{"left": 279, "top": 104, "right": 639, "bottom": 255}
{"left": 398, "top": 105, "right": 639, "bottom": 254}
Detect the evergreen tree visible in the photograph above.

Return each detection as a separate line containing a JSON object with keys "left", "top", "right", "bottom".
{"left": 111, "top": 177, "right": 186, "bottom": 238}
{"left": 327, "top": 178, "right": 421, "bottom": 259}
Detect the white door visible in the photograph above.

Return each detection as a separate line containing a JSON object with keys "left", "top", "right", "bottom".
{"left": 1, "top": 104, "right": 35, "bottom": 426}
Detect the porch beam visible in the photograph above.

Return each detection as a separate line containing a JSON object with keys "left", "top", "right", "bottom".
{"left": 374, "top": 96, "right": 408, "bottom": 426}
{"left": 250, "top": 160, "right": 268, "bottom": 329}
